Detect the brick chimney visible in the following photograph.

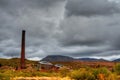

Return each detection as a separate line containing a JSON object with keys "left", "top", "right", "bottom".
{"left": 20, "top": 30, "right": 26, "bottom": 69}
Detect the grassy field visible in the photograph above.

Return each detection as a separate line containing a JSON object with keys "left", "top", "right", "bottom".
{"left": 11, "top": 77, "right": 71, "bottom": 80}
{"left": 0, "top": 58, "right": 120, "bottom": 80}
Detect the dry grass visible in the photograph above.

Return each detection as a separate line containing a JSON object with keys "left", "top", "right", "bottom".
{"left": 11, "top": 77, "right": 71, "bottom": 80}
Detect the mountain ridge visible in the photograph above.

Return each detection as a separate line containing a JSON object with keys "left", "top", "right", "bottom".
{"left": 41, "top": 55, "right": 74, "bottom": 62}
{"left": 41, "top": 55, "right": 113, "bottom": 62}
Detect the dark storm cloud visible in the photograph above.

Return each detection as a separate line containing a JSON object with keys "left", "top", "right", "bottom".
{"left": 1, "top": 0, "right": 120, "bottom": 60}
{"left": 111, "top": 36, "right": 120, "bottom": 50}
{"left": 0, "top": 0, "right": 66, "bottom": 59}
{"left": 54, "top": 45, "right": 112, "bottom": 58}
{"left": 57, "top": 14, "right": 120, "bottom": 47}
{"left": 24, "top": 0, "right": 65, "bottom": 7}
{"left": 61, "top": 37, "right": 104, "bottom": 46}
{"left": 56, "top": 13, "right": 120, "bottom": 58}
{"left": 65, "top": 0, "right": 120, "bottom": 17}
{"left": 3, "top": 48, "right": 20, "bottom": 57}
{"left": 57, "top": 16, "right": 108, "bottom": 47}
{"left": 69, "top": 51, "right": 103, "bottom": 57}
{"left": 0, "top": 39, "right": 20, "bottom": 57}
{"left": 0, "top": 0, "right": 65, "bottom": 16}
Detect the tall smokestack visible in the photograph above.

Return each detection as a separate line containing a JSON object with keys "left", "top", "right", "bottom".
{"left": 20, "top": 30, "right": 26, "bottom": 69}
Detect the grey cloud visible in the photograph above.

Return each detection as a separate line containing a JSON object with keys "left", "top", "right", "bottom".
{"left": 57, "top": 16, "right": 108, "bottom": 47}
{"left": 55, "top": 14, "right": 120, "bottom": 58}
{"left": 111, "top": 36, "right": 120, "bottom": 50}
{"left": 0, "top": 39, "right": 20, "bottom": 57}
{"left": 60, "top": 15, "right": 120, "bottom": 46}
{"left": 65, "top": 0, "right": 120, "bottom": 17}
{"left": 1, "top": 0, "right": 120, "bottom": 60}
{"left": 24, "top": 0, "right": 65, "bottom": 8}
{"left": 68, "top": 51, "right": 102, "bottom": 57}
{"left": 95, "top": 50, "right": 120, "bottom": 57}
{"left": 3, "top": 48, "right": 20, "bottom": 57}
{"left": 57, "top": 45, "right": 111, "bottom": 57}
{"left": 0, "top": 0, "right": 65, "bottom": 58}
{"left": 60, "top": 37, "right": 104, "bottom": 47}
{"left": 0, "top": 0, "right": 65, "bottom": 17}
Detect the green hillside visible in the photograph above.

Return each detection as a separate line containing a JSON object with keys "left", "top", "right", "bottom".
{"left": 0, "top": 58, "right": 37, "bottom": 69}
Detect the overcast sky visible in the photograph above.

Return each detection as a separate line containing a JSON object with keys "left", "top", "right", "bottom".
{"left": 0, "top": 0, "right": 120, "bottom": 60}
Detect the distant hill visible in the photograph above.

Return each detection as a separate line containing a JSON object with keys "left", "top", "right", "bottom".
{"left": 113, "top": 58, "right": 120, "bottom": 62}
{"left": 41, "top": 55, "right": 74, "bottom": 62}
{"left": 77, "top": 58, "right": 107, "bottom": 61}
{"left": 41, "top": 55, "right": 109, "bottom": 62}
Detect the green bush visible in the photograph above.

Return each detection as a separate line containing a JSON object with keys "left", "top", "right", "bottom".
{"left": 59, "top": 67, "right": 70, "bottom": 77}
{"left": 114, "top": 63, "right": 120, "bottom": 75}
{"left": 0, "top": 73, "right": 10, "bottom": 80}
{"left": 69, "top": 68, "right": 95, "bottom": 80}
{"left": 69, "top": 67, "right": 114, "bottom": 80}
{"left": 107, "top": 73, "right": 118, "bottom": 80}
{"left": 92, "top": 67, "right": 111, "bottom": 79}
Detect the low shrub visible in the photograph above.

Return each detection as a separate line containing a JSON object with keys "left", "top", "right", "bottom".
{"left": 92, "top": 67, "right": 112, "bottom": 80}
{"left": 0, "top": 73, "right": 10, "bottom": 80}
{"left": 69, "top": 68, "right": 95, "bottom": 80}
{"left": 59, "top": 67, "right": 70, "bottom": 77}
{"left": 114, "top": 63, "right": 120, "bottom": 75}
